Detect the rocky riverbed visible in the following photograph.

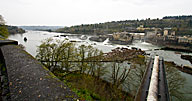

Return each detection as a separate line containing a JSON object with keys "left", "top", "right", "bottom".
{"left": 181, "top": 55, "right": 192, "bottom": 64}
{"left": 89, "top": 35, "right": 133, "bottom": 45}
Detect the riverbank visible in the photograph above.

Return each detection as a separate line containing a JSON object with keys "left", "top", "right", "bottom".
{"left": 89, "top": 35, "right": 133, "bottom": 45}
{"left": 146, "top": 38, "right": 192, "bottom": 53}
{"left": 181, "top": 55, "right": 192, "bottom": 64}
{"left": 103, "top": 47, "right": 145, "bottom": 62}
{"left": 7, "top": 26, "right": 25, "bottom": 35}
{"left": 161, "top": 46, "right": 192, "bottom": 53}
{"left": 165, "top": 61, "right": 192, "bottom": 75}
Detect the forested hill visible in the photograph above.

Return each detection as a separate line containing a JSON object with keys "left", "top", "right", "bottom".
{"left": 19, "top": 26, "right": 64, "bottom": 31}
{"left": 56, "top": 15, "right": 192, "bottom": 36}
{"left": 0, "top": 25, "right": 25, "bottom": 38}
{"left": 7, "top": 25, "right": 25, "bottom": 35}
{"left": 163, "top": 15, "right": 192, "bottom": 20}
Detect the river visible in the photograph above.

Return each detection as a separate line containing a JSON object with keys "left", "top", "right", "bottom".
{"left": 8, "top": 30, "right": 192, "bottom": 100}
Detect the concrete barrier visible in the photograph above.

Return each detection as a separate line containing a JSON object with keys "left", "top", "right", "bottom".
{"left": 134, "top": 56, "right": 169, "bottom": 101}
{"left": 0, "top": 40, "right": 18, "bottom": 46}
{"left": 0, "top": 45, "right": 78, "bottom": 100}
{"left": 147, "top": 56, "right": 159, "bottom": 101}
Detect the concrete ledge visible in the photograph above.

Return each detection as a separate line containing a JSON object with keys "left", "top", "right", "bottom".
{"left": 0, "top": 40, "right": 18, "bottom": 46}
{"left": 0, "top": 45, "right": 78, "bottom": 100}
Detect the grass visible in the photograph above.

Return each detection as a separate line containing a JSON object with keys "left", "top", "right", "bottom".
{"left": 63, "top": 73, "right": 105, "bottom": 100}
{"left": 53, "top": 72, "right": 133, "bottom": 100}
{"left": 137, "top": 55, "right": 145, "bottom": 58}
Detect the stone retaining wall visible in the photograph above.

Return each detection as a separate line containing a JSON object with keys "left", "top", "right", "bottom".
{"left": 0, "top": 45, "right": 78, "bottom": 100}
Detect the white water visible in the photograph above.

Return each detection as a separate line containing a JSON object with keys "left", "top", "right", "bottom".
{"left": 103, "top": 38, "right": 109, "bottom": 45}
{"left": 141, "top": 41, "right": 152, "bottom": 45}
{"left": 80, "top": 35, "right": 87, "bottom": 40}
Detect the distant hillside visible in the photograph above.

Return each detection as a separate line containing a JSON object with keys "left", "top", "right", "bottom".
{"left": 0, "top": 25, "right": 25, "bottom": 39}
{"left": 163, "top": 15, "right": 192, "bottom": 20}
{"left": 19, "top": 26, "right": 64, "bottom": 31}
{"left": 7, "top": 26, "right": 25, "bottom": 35}
{"left": 56, "top": 15, "right": 192, "bottom": 36}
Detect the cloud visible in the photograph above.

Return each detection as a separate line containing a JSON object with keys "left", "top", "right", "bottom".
{"left": 1, "top": 0, "right": 191, "bottom": 26}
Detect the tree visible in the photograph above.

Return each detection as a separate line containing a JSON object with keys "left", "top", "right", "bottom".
{"left": 0, "top": 15, "right": 5, "bottom": 25}
{"left": 111, "top": 62, "right": 132, "bottom": 88}
{"left": 77, "top": 45, "right": 86, "bottom": 73}
{"left": 125, "top": 56, "right": 146, "bottom": 95}
{"left": 0, "top": 15, "right": 9, "bottom": 38}
{"left": 36, "top": 38, "right": 77, "bottom": 72}
{"left": 36, "top": 38, "right": 106, "bottom": 75}
{"left": 86, "top": 46, "right": 106, "bottom": 78}
{"left": 58, "top": 40, "right": 76, "bottom": 72}
{"left": 165, "top": 62, "right": 186, "bottom": 101}
{"left": 36, "top": 38, "right": 57, "bottom": 70}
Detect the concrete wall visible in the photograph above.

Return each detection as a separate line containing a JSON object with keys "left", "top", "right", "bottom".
{"left": 0, "top": 45, "right": 78, "bottom": 100}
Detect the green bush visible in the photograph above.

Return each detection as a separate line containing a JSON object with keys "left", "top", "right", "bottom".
{"left": 0, "top": 25, "right": 9, "bottom": 38}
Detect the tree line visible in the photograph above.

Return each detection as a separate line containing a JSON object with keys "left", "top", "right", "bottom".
{"left": 163, "top": 15, "right": 192, "bottom": 20}
{"left": 36, "top": 38, "right": 105, "bottom": 77}
{"left": 0, "top": 15, "right": 25, "bottom": 39}
{"left": 36, "top": 38, "right": 148, "bottom": 100}
{"left": 36, "top": 38, "right": 134, "bottom": 85}
{"left": 56, "top": 15, "right": 192, "bottom": 36}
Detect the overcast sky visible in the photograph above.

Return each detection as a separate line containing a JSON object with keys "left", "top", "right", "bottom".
{"left": 0, "top": 0, "right": 191, "bottom": 26}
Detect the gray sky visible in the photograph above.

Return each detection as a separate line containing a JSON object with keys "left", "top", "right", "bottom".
{"left": 0, "top": 0, "right": 191, "bottom": 26}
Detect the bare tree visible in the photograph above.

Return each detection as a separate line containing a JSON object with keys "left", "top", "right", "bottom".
{"left": 165, "top": 62, "right": 186, "bottom": 101}
{"left": 111, "top": 62, "right": 132, "bottom": 88}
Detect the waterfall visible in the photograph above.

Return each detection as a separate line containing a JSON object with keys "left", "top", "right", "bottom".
{"left": 103, "top": 38, "right": 109, "bottom": 45}
{"left": 141, "top": 41, "right": 151, "bottom": 45}
{"left": 80, "top": 35, "right": 87, "bottom": 40}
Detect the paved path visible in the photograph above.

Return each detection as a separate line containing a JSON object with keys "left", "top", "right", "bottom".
{"left": 1, "top": 45, "right": 78, "bottom": 100}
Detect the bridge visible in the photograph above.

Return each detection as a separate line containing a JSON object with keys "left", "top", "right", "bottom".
{"left": 135, "top": 56, "right": 170, "bottom": 101}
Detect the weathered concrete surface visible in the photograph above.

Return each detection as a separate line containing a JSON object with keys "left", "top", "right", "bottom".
{"left": 0, "top": 45, "right": 78, "bottom": 100}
